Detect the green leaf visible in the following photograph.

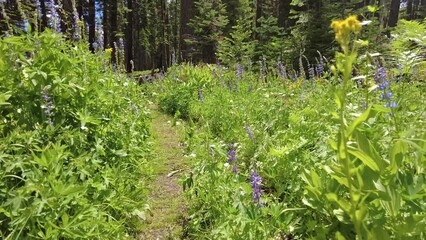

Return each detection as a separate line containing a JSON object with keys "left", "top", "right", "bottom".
{"left": 347, "top": 107, "right": 373, "bottom": 136}
{"left": 0, "top": 91, "right": 12, "bottom": 106}
{"left": 348, "top": 148, "right": 380, "bottom": 172}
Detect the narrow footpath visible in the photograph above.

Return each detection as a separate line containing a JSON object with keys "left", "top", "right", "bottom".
{"left": 140, "top": 104, "right": 188, "bottom": 239}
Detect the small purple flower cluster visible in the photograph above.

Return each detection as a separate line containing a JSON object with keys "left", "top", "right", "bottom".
{"left": 375, "top": 67, "right": 397, "bottom": 109}
{"left": 227, "top": 144, "right": 238, "bottom": 174}
{"left": 236, "top": 63, "right": 243, "bottom": 80}
{"left": 245, "top": 125, "right": 255, "bottom": 142}
{"left": 72, "top": 11, "right": 80, "bottom": 41}
{"left": 130, "top": 104, "right": 139, "bottom": 116}
{"left": 250, "top": 170, "right": 263, "bottom": 206}
{"left": 316, "top": 57, "right": 324, "bottom": 77}
{"left": 198, "top": 88, "right": 204, "bottom": 103}
{"left": 94, "top": 24, "right": 104, "bottom": 50}
{"left": 45, "top": 0, "right": 61, "bottom": 32}
{"left": 41, "top": 91, "right": 54, "bottom": 126}
{"left": 35, "top": 0, "right": 42, "bottom": 19}
{"left": 277, "top": 61, "right": 287, "bottom": 79}
{"left": 308, "top": 63, "right": 315, "bottom": 80}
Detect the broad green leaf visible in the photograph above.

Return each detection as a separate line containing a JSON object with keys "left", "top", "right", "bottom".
{"left": 347, "top": 106, "right": 373, "bottom": 136}
{"left": 348, "top": 148, "right": 380, "bottom": 172}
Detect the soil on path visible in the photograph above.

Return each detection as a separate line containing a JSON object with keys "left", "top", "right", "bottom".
{"left": 140, "top": 104, "right": 188, "bottom": 240}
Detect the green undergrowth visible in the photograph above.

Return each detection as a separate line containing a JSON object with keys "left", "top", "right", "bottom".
{"left": 0, "top": 31, "right": 153, "bottom": 239}
{"left": 147, "top": 58, "right": 425, "bottom": 239}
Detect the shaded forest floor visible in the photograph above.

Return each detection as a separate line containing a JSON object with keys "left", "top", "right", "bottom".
{"left": 139, "top": 104, "right": 189, "bottom": 239}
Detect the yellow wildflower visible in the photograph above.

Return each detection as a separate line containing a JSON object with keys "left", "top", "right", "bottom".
{"left": 105, "top": 48, "right": 113, "bottom": 54}
{"left": 76, "top": 20, "right": 84, "bottom": 26}
{"left": 330, "top": 15, "right": 361, "bottom": 46}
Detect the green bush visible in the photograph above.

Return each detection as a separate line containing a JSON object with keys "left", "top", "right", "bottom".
{"left": 0, "top": 31, "right": 151, "bottom": 239}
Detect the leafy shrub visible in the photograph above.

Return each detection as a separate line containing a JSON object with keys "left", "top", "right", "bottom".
{"left": 0, "top": 31, "right": 151, "bottom": 239}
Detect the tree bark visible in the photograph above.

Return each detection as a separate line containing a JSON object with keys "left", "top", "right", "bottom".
{"left": 256, "top": 0, "right": 263, "bottom": 28}
{"left": 388, "top": 0, "right": 400, "bottom": 27}
{"left": 61, "top": 0, "right": 74, "bottom": 34}
{"left": 126, "top": 0, "right": 134, "bottom": 72}
{"left": 88, "top": 0, "right": 96, "bottom": 52}
{"left": 180, "top": 0, "right": 194, "bottom": 61}
{"left": 40, "top": 0, "right": 48, "bottom": 31}
{"left": 407, "top": 0, "right": 413, "bottom": 19}
{"left": 278, "top": 0, "right": 291, "bottom": 29}
{"left": 110, "top": 0, "right": 118, "bottom": 65}
{"left": 103, "top": 1, "right": 110, "bottom": 49}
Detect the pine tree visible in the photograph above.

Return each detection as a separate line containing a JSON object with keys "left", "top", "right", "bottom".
{"left": 189, "top": 0, "right": 229, "bottom": 63}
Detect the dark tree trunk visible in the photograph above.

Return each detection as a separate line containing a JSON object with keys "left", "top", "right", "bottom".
{"left": 388, "top": 0, "right": 401, "bottom": 27}
{"left": 180, "top": 0, "right": 194, "bottom": 61}
{"left": 103, "top": 1, "right": 110, "bottom": 49}
{"left": 173, "top": 0, "right": 179, "bottom": 63}
{"left": 278, "top": 0, "right": 291, "bottom": 29}
{"left": 77, "top": 0, "right": 84, "bottom": 20}
{"left": 413, "top": 0, "right": 420, "bottom": 19}
{"left": 88, "top": 0, "right": 96, "bottom": 52}
{"left": 125, "top": 0, "right": 133, "bottom": 72}
{"left": 256, "top": 0, "right": 263, "bottom": 28}
{"left": 40, "top": 0, "right": 48, "bottom": 31}
{"left": 406, "top": 0, "right": 413, "bottom": 19}
{"left": 61, "top": 0, "right": 74, "bottom": 37}
{"left": 110, "top": 0, "right": 118, "bottom": 65}
{"left": 161, "top": 0, "right": 170, "bottom": 71}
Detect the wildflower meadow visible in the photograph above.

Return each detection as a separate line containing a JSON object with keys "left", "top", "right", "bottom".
{"left": 1, "top": 1, "right": 425, "bottom": 239}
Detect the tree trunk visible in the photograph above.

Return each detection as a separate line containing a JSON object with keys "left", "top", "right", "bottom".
{"left": 407, "top": 0, "right": 413, "bottom": 19}
{"left": 40, "top": 0, "right": 48, "bottom": 31}
{"left": 103, "top": 1, "right": 110, "bottom": 49}
{"left": 278, "top": 0, "right": 291, "bottom": 29}
{"left": 162, "top": 0, "right": 170, "bottom": 70}
{"left": 256, "top": 0, "right": 263, "bottom": 28}
{"left": 180, "top": 0, "right": 194, "bottom": 61}
{"left": 77, "top": 0, "right": 84, "bottom": 20}
{"left": 413, "top": 0, "right": 420, "bottom": 19}
{"left": 173, "top": 0, "right": 179, "bottom": 63}
{"left": 61, "top": 0, "right": 74, "bottom": 34}
{"left": 126, "top": 0, "right": 133, "bottom": 72}
{"left": 88, "top": 0, "right": 96, "bottom": 52}
{"left": 110, "top": 0, "right": 118, "bottom": 65}
{"left": 388, "top": 0, "right": 400, "bottom": 27}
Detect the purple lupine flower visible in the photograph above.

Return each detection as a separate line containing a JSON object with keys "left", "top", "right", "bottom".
{"left": 45, "top": 0, "right": 61, "bottom": 32}
{"left": 217, "top": 62, "right": 225, "bottom": 88}
{"left": 229, "top": 80, "right": 233, "bottom": 91}
{"left": 375, "top": 67, "right": 397, "bottom": 110}
{"left": 245, "top": 125, "right": 255, "bottom": 142}
{"left": 277, "top": 61, "right": 287, "bottom": 79}
{"left": 72, "top": 11, "right": 80, "bottom": 41}
{"left": 118, "top": 38, "right": 125, "bottom": 52}
{"left": 198, "top": 88, "right": 204, "bottom": 103}
{"left": 41, "top": 90, "right": 54, "bottom": 126}
{"left": 308, "top": 65, "right": 315, "bottom": 80}
{"left": 227, "top": 144, "right": 238, "bottom": 174}
{"left": 236, "top": 63, "right": 243, "bottom": 80}
{"left": 259, "top": 59, "right": 267, "bottom": 77}
{"left": 293, "top": 71, "right": 298, "bottom": 82}
{"left": 130, "top": 104, "right": 139, "bottom": 116}
{"left": 209, "top": 145, "right": 215, "bottom": 157}
{"left": 317, "top": 57, "right": 324, "bottom": 77}
{"left": 250, "top": 170, "right": 263, "bottom": 206}
{"left": 35, "top": 0, "right": 42, "bottom": 19}
{"left": 95, "top": 24, "right": 104, "bottom": 50}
